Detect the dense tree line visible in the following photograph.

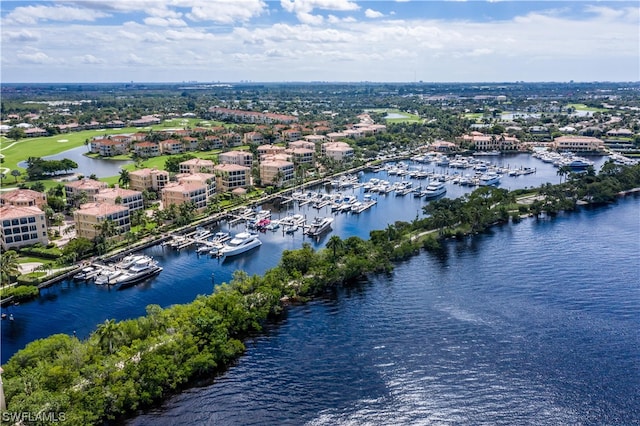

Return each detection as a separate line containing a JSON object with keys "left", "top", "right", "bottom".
{"left": 25, "top": 157, "right": 78, "bottom": 180}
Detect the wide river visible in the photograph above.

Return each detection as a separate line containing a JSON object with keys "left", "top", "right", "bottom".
{"left": 2, "top": 153, "right": 639, "bottom": 424}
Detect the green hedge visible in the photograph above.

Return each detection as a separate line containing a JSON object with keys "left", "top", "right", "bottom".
{"left": 0, "top": 284, "right": 39, "bottom": 301}
{"left": 19, "top": 245, "right": 62, "bottom": 260}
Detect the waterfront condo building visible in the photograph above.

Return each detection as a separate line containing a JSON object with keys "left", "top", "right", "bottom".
{"left": 322, "top": 142, "right": 354, "bottom": 162}
{"left": 0, "top": 189, "right": 47, "bottom": 209}
{"left": 218, "top": 151, "right": 254, "bottom": 168}
{"left": 133, "top": 142, "right": 161, "bottom": 158}
{"left": 259, "top": 159, "right": 295, "bottom": 187}
{"left": 0, "top": 205, "right": 48, "bottom": 250}
{"left": 162, "top": 173, "right": 216, "bottom": 212}
{"left": 129, "top": 168, "right": 169, "bottom": 192}
{"left": 213, "top": 164, "right": 251, "bottom": 193}
{"left": 94, "top": 186, "right": 144, "bottom": 213}
{"left": 64, "top": 178, "right": 108, "bottom": 206}
{"left": 287, "top": 148, "right": 315, "bottom": 166}
{"left": 179, "top": 158, "right": 215, "bottom": 174}
{"left": 73, "top": 202, "right": 130, "bottom": 241}
{"left": 553, "top": 136, "right": 605, "bottom": 152}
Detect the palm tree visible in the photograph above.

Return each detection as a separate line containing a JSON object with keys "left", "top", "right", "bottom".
{"left": 0, "top": 251, "right": 21, "bottom": 285}
{"left": 557, "top": 165, "right": 572, "bottom": 184}
{"left": 10, "top": 169, "right": 21, "bottom": 183}
{"left": 326, "top": 235, "right": 344, "bottom": 263}
{"left": 118, "top": 168, "right": 130, "bottom": 188}
{"left": 95, "top": 319, "right": 123, "bottom": 354}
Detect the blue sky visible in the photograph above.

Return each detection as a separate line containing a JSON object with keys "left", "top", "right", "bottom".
{"left": 1, "top": 1, "right": 638, "bottom": 83}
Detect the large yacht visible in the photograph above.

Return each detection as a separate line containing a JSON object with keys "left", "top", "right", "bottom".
{"left": 478, "top": 171, "right": 501, "bottom": 186}
{"left": 421, "top": 181, "right": 447, "bottom": 199}
{"left": 218, "top": 232, "right": 262, "bottom": 257}
{"left": 305, "top": 217, "right": 334, "bottom": 237}
{"left": 113, "top": 256, "right": 163, "bottom": 290}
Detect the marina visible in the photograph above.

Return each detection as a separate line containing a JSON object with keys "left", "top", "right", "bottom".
{"left": 0, "top": 152, "right": 616, "bottom": 365}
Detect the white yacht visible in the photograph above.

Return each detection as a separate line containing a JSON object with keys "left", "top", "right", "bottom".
{"left": 305, "top": 217, "right": 334, "bottom": 237}
{"left": 95, "top": 268, "right": 123, "bottom": 285}
{"left": 478, "top": 172, "right": 501, "bottom": 186}
{"left": 421, "top": 181, "right": 447, "bottom": 199}
{"left": 113, "top": 256, "right": 163, "bottom": 289}
{"left": 218, "top": 232, "right": 262, "bottom": 257}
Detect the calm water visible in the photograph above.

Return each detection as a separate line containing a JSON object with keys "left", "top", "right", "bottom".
{"left": 4, "top": 153, "right": 638, "bottom": 424}
{"left": 18, "top": 145, "right": 132, "bottom": 178}
{"left": 128, "top": 197, "right": 640, "bottom": 426}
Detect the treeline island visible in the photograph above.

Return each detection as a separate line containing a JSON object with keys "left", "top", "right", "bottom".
{"left": 2, "top": 161, "right": 639, "bottom": 425}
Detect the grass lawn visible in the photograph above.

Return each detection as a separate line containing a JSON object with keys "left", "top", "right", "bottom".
{"left": 566, "top": 103, "right": 609, "bottom": 113}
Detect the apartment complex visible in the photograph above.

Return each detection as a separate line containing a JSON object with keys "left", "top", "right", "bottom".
{"left": 259, "top": 159, "right": 295, "bottom": 187}
{"left": 129, "top": 168, "right": 169, "bottom": 192}
{"left": 0, "top": 189, "right": 47, "bottom": 209}
{"left": 218, "top": 151, "right": 253, "bottom": 168}
{"left": 322, "top": 142, "right": 354, "bottom": 162}
{"left": 0, "top": 205, "right": 48, "bottom": 250}
{"left": 94, "top": 186, "right": 144, "bottom": 212}
{"left": 162, "top": 173, "right": 216, "bottom": 211}
{"left": 73, "top": 203, "right": 131, "bottom": 241}
{"left": 64, "top": 179, "right": 108, "bottom": 206}
{"left": 179, "top": 158, "right": 215, "bottom": 174}
{"left": 553, "top": 136, "right": 605, "bottom": 152}
{"left": 213, "top": 164, "right": 251, "bottom": 192}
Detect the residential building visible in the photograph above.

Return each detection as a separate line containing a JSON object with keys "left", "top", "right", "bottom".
{"left": 0, "top": 189, "right": 47, "bottom": 209}
{"left": 134, "top": 142, "right": 160, "bottom": 158}
{"left": 290, "top": 140, "right": 316, "bottom": 151}
{"left": 73, "top": 202, "right": 130, "bottom": 241}
{"left": 1, "top": 205, "right": 48, "bottom": 250}
{"left": 179, "top": 158, "right": 215, "bottom": 174}
{"left": 214, "top": 164, "right": 251, "bottom": 192}
{"left": 129, "top": 168, "right": 169, "bottom": 192}
{"left": 161, "top": 175, "right": 215, "bottom": 212}
{"left": 553, "top": 136, "right": 605, "bottom": 152}
{"left": 322, "top": 142, "right": 354, "bottom": 162}
{"left": 259, "top": 159, "right": 295, "bottom": 187}
{"left": 94, "top": 186, "right": 144, "bottom": 212}
{"left": 304, "top": 134, "right": 326, "bottom": 144}
{"left": 219, "top": 151, "right": 253, "bottom": 168}
{"left": 64, "top": 179, "right": 108, "bottom": 206}
{"left": 204, "top": 135, "right": 223, "bottom": 149}
{"left": 257, "top": 145, "right": 286, "bottom": 159}
{"left": 159, "top": 139, "right": 184, "bottom": 155}
{"left": 287, "top": 148, "right": 315, "bottom": 165}
{"left": 281, "top": 129, "right": 301, "bottom": 142}
{"left": 244, "top": 131, "right": 265, "bottom": 145}
{"left": 222, "top": 132, "right": 243, "bottom": 147}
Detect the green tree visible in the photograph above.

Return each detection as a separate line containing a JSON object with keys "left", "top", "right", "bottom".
{"left": 10, "top": 169, "right": 21, "bottom": 183}
{"left": 1, "top": 250, "right": 21, "bottom": 285}
{"left": 325, "top": 235, "right": 344, "bottom": 263}
{"left": 95, "top": 319, "right": 123, "bottom": 354}
{"left": 118, "top": 168, "right": 131, "bottom": 188}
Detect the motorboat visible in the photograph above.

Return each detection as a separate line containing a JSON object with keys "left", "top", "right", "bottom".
{"left": 73, "top": 265, "right": 99, "bottom": 281}
{"left": 478, "top": 172, "right": 501, "bottom": 186}
{"left": 95, "top": 268, "right": 124, "bottom": 285}
{"left": 218, "top": 232, "right": 262, "bottom": 257}
{"left": 421, "top": 181, "right": 447, "bottom": 199}
{"left": 305, "top": 217, "right": 333, "bottom": 237}
{"left": 113, "top": 256, "right": 163, "bottom": 289}
{"left": 284, "top": 224, "right": 299, "bottom": 234}
{"left": 117, "top": 254, "right": 145, "bottom": 269}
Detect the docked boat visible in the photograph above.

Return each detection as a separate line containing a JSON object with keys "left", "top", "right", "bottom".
{"left": 218, "top": 232, "right": 262, "bottom": 257}
{"left": 305, "top": 217, "right": 334, "bottom": 237}
{"left": 116, "top": 254, "right": 146, "bottom": 269}
{"left": 478, "top": 172, "right": 501, "bottom": 186}
{"left": 95, "top": 268, "right": 124, "bottom": 285}
{"left": 284, "top": 224, "right": 299, "bottom": 234}
{"left": 421, "top": 181, "right": 447, "bottom": 199}
{"left": 73, "top": 265, "right": 99, "bottom": 281}
{"left": 113, "top": 256, "right": 163, "bottom": 290}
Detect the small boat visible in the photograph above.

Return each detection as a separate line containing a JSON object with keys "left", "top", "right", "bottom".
{"left": 95, "top": 268, "right": 123, "bottom": 285}
{"left": 285, "top": 224, "right": 299, "bottom": 234}
{"left": 73, "top": 265, "right": 98, "bottom": 281}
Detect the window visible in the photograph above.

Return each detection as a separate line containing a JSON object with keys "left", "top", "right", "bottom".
{"left": 20, "top": 218, "right": 27, "bottom": 224}
{"left": 6, "top": 237, "right": 13, "bottom": 243}
{"left": 14, "top": 235, "right": 21, "bottom": 242}
{"left": 5, "top": 229, "right": 11, "bottom": 235}
{"left": 21, "top": 226, "right": 29, "bottom": 233}
{"left": 11, "top": 219, "right": 19, "bottom": 226}
{"left": 29, "top": 217, "right": 36, "bottom": 223}
{"left": 2, "top": 220, "right": 10, "bottom": 227}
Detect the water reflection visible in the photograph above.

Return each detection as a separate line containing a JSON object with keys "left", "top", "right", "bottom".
{"left": 18, "top": 145, "right": 132, "bottom": 178}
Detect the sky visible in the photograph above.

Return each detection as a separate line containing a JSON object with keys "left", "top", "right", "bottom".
{"left": 1, "top": 0, "right": 639, "bottom": 83}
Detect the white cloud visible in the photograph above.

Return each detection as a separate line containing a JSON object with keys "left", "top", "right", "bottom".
{"left": 281, "top": 0, "right": 359, "bottom": 23}
{"left": 185, "top": 0, "right": 267, "bottom": 23}
{"left": 144, "top": 17, "right": 188, "bottom": 27}
{"left": 365, "top": 9, "right": 384, "bottom": 19}
{"left": 4, "top": 30, "right": 40, "bottom": 42}
{"left": 79, "top": 54, "right": 106, "bottom": 65}
{"left": 16, "top": 49, "right": 56, "bottom": 64}
{"left": 297, "top": 12, "right": 325, "bottom": 25}
{"left": 4, "top": 5, "right": 110, "bottom": 25}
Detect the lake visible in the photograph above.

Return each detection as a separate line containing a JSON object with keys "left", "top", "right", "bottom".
{"left": 18, "top": 145, "right": 132, "bottom": 178}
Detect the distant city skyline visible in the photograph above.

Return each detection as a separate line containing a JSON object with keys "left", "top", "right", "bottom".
{"left": 1, "top": 0, "right": 638, "bottom": 83}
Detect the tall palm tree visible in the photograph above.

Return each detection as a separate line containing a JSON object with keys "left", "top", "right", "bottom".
{"left": 326, "top": 235, "right": 344, "bottom": 263}
{"left": 95, "top": 319, "right": 123, "bottom": 354}
{"left": 0, "top": 251, "right": 21, "bottom": 285}
{"left": 10, "top": 169, "right": 21, "bottom": 183}
{"left": 118, "top": 168, "right": 130, "bottom": 188}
